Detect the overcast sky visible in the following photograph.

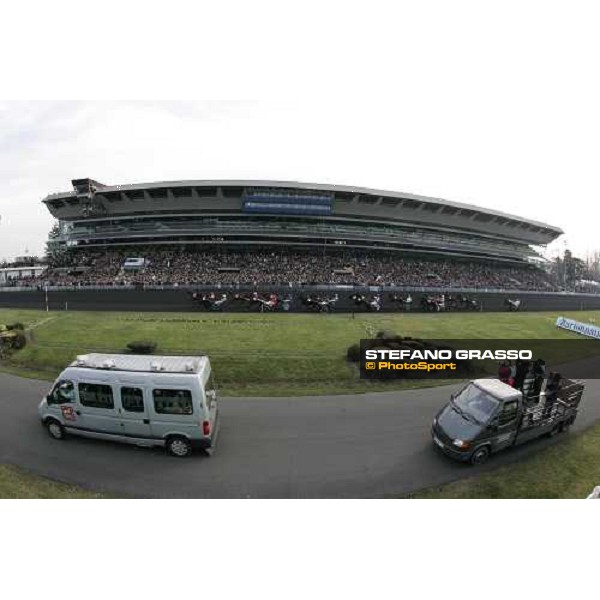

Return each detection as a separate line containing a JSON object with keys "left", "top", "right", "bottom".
{"left": 1, "top": 2, "right": 599, "bottom": 262}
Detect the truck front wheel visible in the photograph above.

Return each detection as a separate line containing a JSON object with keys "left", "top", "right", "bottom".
{"left": 548, "top": 424, "right": 561, "bottom": 437}
{"left": 560, "top": 420, "right": 573, "bottom": 433}
{"left": 470, "top": 446, "right": 491, "bottom": 465}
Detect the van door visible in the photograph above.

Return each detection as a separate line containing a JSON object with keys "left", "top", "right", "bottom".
{"left": 77, "top": 382, "right": 120, "bottom": 434}
{"left": 118, "top": 385, "right": 153, "bottom": 440}
{"left": 46, "top": 379, "right": 79, "bottom": 425}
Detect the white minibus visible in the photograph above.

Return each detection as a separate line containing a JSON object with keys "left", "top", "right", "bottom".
{"left": 38, "top": 353, "right": 219, "bottom": 457}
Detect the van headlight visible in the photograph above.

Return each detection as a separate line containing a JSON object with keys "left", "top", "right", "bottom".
{"left": 452, "top": 439, "right": 471, "bottom": 449}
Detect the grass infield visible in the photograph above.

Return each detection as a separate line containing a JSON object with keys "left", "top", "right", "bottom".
{"left": 2, "top": 308, "right": 600, "bottom": 396}
{"left": 0, "top": 465, "right": 109, "bottom": 499}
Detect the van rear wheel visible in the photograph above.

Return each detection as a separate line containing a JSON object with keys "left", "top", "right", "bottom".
{"left": 46, "top": 419, "right": 65, "bottom": 440}
{"left": 166, "top": 436, "right": 192, "bottom": 458}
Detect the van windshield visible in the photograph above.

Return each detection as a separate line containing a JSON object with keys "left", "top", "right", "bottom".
{"left": 453, "top": 384, "right": 499, "bottom": 425}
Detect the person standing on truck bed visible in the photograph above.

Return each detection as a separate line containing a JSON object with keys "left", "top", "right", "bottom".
{"left": 521, "top": 363, "right": 536, "bottom": 403}
{"left": 543, "top": 372, "right": 561, "bottom": 419}
{"left": 498, "top": 361, "right": 511, "bottom": 384}
{"left": 532, "top": 359, "right": 546, "bottom": 399}
{"left": 509, "top": 360, "right": 516, "bottom": 383}
{"left": 514, "top": 359, "right": 529, "bottom": 391}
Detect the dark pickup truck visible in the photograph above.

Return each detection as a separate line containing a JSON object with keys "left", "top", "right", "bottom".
{"left": 432, "top": 377, "right": 584, "bottom": 465}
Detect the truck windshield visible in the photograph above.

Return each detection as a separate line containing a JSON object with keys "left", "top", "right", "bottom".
{"left": 453, "top": 384, "right": 499, "bottom": 425}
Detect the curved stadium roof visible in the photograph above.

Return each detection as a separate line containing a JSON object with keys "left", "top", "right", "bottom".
{"left": 43, "top": 178, "right": 563, "bottom": 248}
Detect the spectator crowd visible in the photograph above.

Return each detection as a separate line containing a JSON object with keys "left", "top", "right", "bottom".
{"left": 2, "top": 246, "right": 560, "bottom": 291}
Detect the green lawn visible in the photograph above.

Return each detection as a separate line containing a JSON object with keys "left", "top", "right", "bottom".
{"left": 413, "top": 423, "right": 600, "bottom": 499}
{"left": 2, "top": 308, "right": 600, "bottom": 396}
{"left": 0, "top": 464, "right": 108, "bottom": 499}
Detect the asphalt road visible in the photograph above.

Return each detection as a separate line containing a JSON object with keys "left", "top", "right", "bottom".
{"left": 1, "top": 370, "right": 599, "bottom": 498}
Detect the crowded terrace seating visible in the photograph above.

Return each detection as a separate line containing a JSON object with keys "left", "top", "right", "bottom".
{"left": 12, "top": 247, "right": 560, "bottom": 291}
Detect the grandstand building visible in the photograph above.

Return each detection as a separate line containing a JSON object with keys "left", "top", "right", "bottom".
{"left": 43, "top": 178, "right": 562, "bottom": 264}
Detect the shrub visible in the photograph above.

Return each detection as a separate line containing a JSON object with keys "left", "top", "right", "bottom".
{"left": 403, "top": 340, "right": 425, "bottom": 350}
{"left": 11, "top": 333, "right": 27, "bottom": 350}
{"left": 126, "top": 341, "right": 157, "bottom": 354}
{"left": 346, "top": 344, "right": 361, "bottom": 362}
{"left": 375, "top": 330, "right": 399, "bottom": 341}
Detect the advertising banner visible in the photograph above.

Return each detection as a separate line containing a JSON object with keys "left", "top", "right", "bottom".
{"left": 556, "top": 316, "right": 600, "bottom": 340}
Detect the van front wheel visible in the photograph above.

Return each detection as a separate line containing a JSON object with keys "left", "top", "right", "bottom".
{"left": 46, "top": 419, "right": 65, "bottom": 440}
{"left": 166, "top": 436, "right": 192, "bottom": 458}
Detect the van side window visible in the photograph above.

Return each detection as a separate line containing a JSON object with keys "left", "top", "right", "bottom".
{"left": 121, "top": 387, "right": 144, "bottom": 413}
{"left": 48, "top": 380, "right": 75, "bottom": 405}
{"left": 498, "top": 399, "right": 519, "bottom": 426}
{"left": 153, "top": 389, "right": 193, "bottom": 415}
{"left": 79, "top": 383, "right": 114, "bottom": 409}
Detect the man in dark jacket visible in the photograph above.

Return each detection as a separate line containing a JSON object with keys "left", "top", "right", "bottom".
{"left": 521, "top": 364, "right": 536, "bottom": 402}
{"left": 514, "top": 359, "right": 528, "bottom": 391}
{"left": 543, "top": 372, "right": 561, "bottom": 419}
{"left": 532, "top": 359, "right": 546, "bottom": 400}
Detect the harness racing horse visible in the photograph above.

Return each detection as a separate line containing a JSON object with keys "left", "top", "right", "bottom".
{"left": 450, "top": 294, "right": 480, "bottom": 311}
{"left": 230, "top": 292, "right": 255, "bottom": 310}
{"left": 250, "top": 292, "right": 288, "bottom": 312}
{"left": 420, "top": 294, "right": 445, "bottom": 312}
{"left": 300, "top": 293, "right": 339, "bottom": 313}
{"left": 349, "top": 293, "right": 382, "bottom": 312}
{"left": 463, "top": 296, "right": 480, "bottom": 311}
{"left": 444, "top": 294, "right": 462, "bottom": 311}
{"left": 388, "top": 293, "right": 413, "bottom": 311}
{"left": 505, "top": 298, "right": 521, "bottom": 312}
{"left": 190, "top": 291, "right": 229, "bottom": 311}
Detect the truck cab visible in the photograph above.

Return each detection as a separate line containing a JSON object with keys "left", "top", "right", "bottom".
{"left": 432, "top": 377, "right": 583, "bottom": 465}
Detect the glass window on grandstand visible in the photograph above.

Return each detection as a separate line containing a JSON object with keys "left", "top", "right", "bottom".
{"left": 153, "top": 389, "right": 193, "bottom": 415}
{"left": 78, "top": 383, "right": 115, "bottom": 409}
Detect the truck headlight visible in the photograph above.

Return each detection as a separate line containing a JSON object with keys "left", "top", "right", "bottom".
{"left": 452, "top": 439, "right": 471, "bottom": 449}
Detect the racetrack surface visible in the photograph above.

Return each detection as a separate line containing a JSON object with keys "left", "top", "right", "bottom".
{"left": 1, "top": 370, "right": 599, "bottom": 498}
{"left": 3, "top": 287, "right": 600, "bottom": 313}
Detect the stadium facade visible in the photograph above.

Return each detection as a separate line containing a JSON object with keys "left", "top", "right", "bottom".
{"left": 43, "top": 178, "right": 563, "bottom": 264}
